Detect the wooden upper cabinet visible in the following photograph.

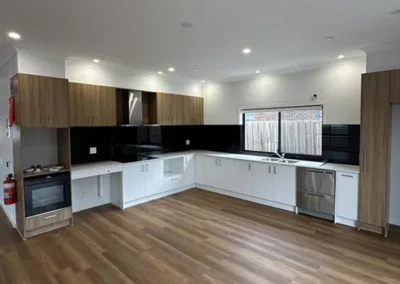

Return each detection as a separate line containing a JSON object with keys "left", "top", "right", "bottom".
{"left": 359, "top": 71, "right": 391, "bottom": 230}
{"left": 391, "top": 70, "right": 400, "bottom": 104}
{"left": 156, "top": 93, "right": 183, "bottom": 125}
{"left": 69, "top": 83, "right": 116, "bottom": 127}
{"left": 46, "top": 77, "right": 69, "bottom": 128}
{"left": 182, "top": 96, "right": 204, "bottom": 125}
{"left": 98, "top": 86, "right": 117, "bottom": 126}
{"left": 15, "top": 74, "right": 69, "bottom": 128}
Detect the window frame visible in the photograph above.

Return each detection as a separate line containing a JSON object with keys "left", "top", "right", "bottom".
{"left": 241, "top": 105, "right": 323, "bottom": 157}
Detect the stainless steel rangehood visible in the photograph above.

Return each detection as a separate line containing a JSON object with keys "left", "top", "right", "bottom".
{"left": 117, "top": 89, "right": 157, "bottom": 126}
{"left": 128, "top": 90, "right": 143, "bottom": 125}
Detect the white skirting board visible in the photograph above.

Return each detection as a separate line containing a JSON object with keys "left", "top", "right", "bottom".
{"left": 119, "top": 184, "right": 195, "bottom": 210}
{"left": 196, "top": 184, "right": 296, "bottom": 213}
{"left": 334, "top": 216, "right": 357, "bottom": 228}
{"left": 0, "top": 202, "right": 16, "bottom": 228}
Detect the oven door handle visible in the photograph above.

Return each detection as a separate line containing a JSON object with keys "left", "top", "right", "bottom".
{"left": 44, "top": 214, "right": 57, "bottom": 219}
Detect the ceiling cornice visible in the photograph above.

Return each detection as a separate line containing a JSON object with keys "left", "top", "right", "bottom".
{"left": 362, "top": 38, "right": 400, "bottom": 54}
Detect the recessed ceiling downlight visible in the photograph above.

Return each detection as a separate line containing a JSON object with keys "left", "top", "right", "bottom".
{"left": 181, "top": 22, "right": 194, "bottom": 28}
{"left": 168, "top": 67, "right": 175, "bottom": 72}
{"left": 243, "top": 48, "right": 252, "bottom": 55}
{"left": 337, "top": 54, "right": 344, "bottom": 59}
{"left": 256, "top": 70, "right": 260, "bottom": 74}
{"left": 7, "top": 32, "right": 21, "bottom": 40}
{"left": 93, "top": 59, "right": 100, "bottom": 63}
{"left": 158, "top": 71, "right": 163, "bottom": 75}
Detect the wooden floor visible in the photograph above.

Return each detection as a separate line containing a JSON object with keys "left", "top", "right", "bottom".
{"left": 1, "top": 189, "right": 400, "bottom": 284}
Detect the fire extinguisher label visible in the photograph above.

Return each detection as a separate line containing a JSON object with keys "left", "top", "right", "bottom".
{"left": 4, "top": 192, "right": 9, "bottom": 198}
{"left": 4, "top": 183, "right": 14, "bottom": 190}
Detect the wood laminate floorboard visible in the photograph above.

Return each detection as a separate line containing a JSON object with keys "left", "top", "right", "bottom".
{"left": 1, "top": 188, "right": 400, "bottom": 284}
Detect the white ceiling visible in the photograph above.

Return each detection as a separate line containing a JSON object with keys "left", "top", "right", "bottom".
{"left": 1, "top": 0, "right": 400, "bottom": 82}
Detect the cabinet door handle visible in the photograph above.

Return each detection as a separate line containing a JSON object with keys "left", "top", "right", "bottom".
{"left": 274, "top": 166, "right": 276, "bottom": 175}
{"left": 140, "top": 165, "right": 144, "bottom": 172}
{"left": 215, "top": 159, "right": 218, "bottom": 166}
{"left": 145, "top": 164, "right": 148, "bottom": 172}
{"left": 40, "top": 114, "right": 44, "bottom": 125}
{"left": 48, "top": 114, "right": 52, "bottom": 125}
{"left": 248, "top": 163, "right": 251, "bottom": 171}
{"left": 308, "top": 192, "right": 324, "bottom": 198}
{"left": 341, "top": 174, "right": 354, "bottom": 178}
{"left": 88, "top": 116, "right": 90, "bottom": 125}
{"left": 268, "top": 165, "right": 271, "bottom": 174}
{"left": 44, "top": 215, "right": 56, "bottom": 220}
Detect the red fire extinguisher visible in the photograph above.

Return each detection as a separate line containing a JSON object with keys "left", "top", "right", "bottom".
{"left": 3, "top": 174, "right": 16, "bottom": 205}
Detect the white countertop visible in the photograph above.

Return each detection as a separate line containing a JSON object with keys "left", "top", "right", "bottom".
{"left": 71, "top": 161, "right": 123, "bottom": 171}
{"left": 72, "top": 151, "right": 359, "bottom": 174}
{"left": 150, "top": 151, "right": 360, "bottom": 173}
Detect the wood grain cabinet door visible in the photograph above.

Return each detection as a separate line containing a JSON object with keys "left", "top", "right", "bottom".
{"left": 45, "top": 77, "right": 69, "bottom": 128}
{"left": 182, "top": 96, "right": 204, "bottom": 125}
{"left": 17, "top": 74, "right": 47, "bottom": 127}
{"left": 69, "top": 83, "right": 91, "bottom": 127}
{"left": 97, "top": 86, "right": 117, "bottom": 126}
{"left": 156, "top": 93, "right": 183, "bottom": 125}
{"left": 391, "top": 70, "right": 400, "bottom": 104}
{"left": 359, "top": 71, "right": 391, "bottom": 228}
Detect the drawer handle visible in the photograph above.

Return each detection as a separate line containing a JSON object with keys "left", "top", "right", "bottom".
{"left": 44, "top": 215, "right": 57, "bottom": 220}
{"left": 308, "top": 192, "right": 324, "bottom": 198}
{"left": 341, "top": 174, "right": 354, "bottom": 178}
{"left": 172, "top": 178, "right": 178, "bottom": 181}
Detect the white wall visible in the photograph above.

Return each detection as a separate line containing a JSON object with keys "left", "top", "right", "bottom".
{"left": 65, "top": 59, "right": 202, "bottom": 97}
{"left": 0, "top": 47, "right": 18, "bottom": 227}
{"left": 17, "top": 49, "right": 66, "bottom": 78}
{"left": 367, "top": 47, "right": 400, "bottom": 73}
{"left": 21, "top": 129, "right": 58, "bottom": 169}
{"left": 203, "top": 57, "right": 366, "bottom": 125}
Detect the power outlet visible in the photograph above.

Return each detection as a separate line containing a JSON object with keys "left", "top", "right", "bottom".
{"left": 90, "top": 147, "right": 97, "bottom": 155}
{"left": 186, "top": 140, "right": 190, "bottom": 146}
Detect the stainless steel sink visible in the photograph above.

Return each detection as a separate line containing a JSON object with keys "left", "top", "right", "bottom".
{"left": 279, "top": 160, "right": 299, "bottom": 164}
{"left": 261, "top": 158, "right": 299, "bottom": 164}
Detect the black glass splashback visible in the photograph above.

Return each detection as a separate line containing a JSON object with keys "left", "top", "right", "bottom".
{"left": 71, "top": 125, "right": 241, "bottom": 165}
{"left": 71, "top": 124, "right": 359, "bottom": 165}
{"left": 322, "top": 124, "right": 360, "bottom": 165}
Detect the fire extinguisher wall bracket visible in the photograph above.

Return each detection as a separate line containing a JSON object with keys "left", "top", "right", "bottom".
{"left": 3, "top": 174, "right": 17, "bottom": 205}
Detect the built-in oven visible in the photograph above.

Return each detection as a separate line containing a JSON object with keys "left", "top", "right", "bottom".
{"left": 24, "top": 172, "right": 71, "bottom": 217}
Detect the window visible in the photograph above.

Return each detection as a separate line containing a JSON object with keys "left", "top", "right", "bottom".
{"left": 244, "top": 111, "right": 279, "bottom": 152}
{"left": 243, "top": 106, "right": 323, "bottom": 156}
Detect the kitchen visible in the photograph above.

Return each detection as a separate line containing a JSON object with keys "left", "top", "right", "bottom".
{"left": 1, "top": 1, "right": 400, "bottom": 283}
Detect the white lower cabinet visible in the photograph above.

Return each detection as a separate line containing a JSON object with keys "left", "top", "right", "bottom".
{"left": 335, "top": 172, "right": 359, "bottom": 221}
{"left": 252, "top": 163, "right": 296, "bottom": 206}
{"left": 144, "top": 161, "right": 164, "bottom": 196}
{"left": 122, "top": 160, "right": 164, "bottom": 205}
{"left": 123, "top": 163, "right": 146, "bottom": 203}
{"left": 233, "top": 160, "right": 254, "bottom": 195}
{"left": 252, "top": 162, "right": 274, "bottom": 200}
{"left": 218, "top": 158, "right": 235, "bottom": 191}
{"left": 273, "top": 165, "right": 296, "bottom": 206}
{"left": 204, "top": 157, "right": 220, "bottom": 188}
{"left": 203, "top": 157, "right": 235, "bottom": 190}
{"left": 195, "top": 155, "right": 205, "bottom": 184}
{"left": 182, "top": 155, "right": 195, "bottom": 187}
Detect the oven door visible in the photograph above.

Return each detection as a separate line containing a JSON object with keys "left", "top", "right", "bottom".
{"left": 24, "top": 177, "right": 71, "bottom": 217}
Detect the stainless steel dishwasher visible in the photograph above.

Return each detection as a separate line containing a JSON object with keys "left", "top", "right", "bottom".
{"left": 296, "top": 168, "right": 335, "bottom": 220}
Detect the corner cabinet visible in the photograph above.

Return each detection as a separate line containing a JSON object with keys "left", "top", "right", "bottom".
{"left": 14, "top": 74, "right": 69, "bottom": 128}
{"left": 69, "top": 83, "right": 117, "bottom": 127}
{"left": 359, "top": 71, "right": 391, "bottom": 235}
